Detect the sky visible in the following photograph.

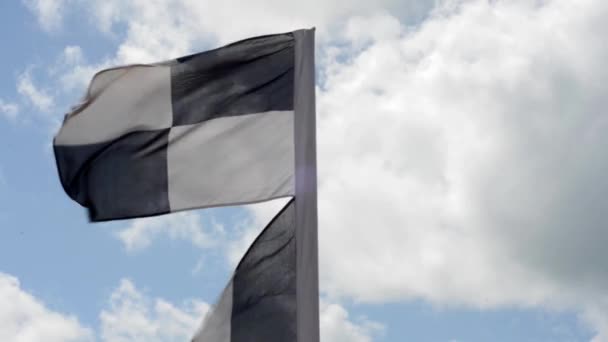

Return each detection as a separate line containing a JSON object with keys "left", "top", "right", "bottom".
{"left": 1, "top": 0, "right": 607, "bottom": 341}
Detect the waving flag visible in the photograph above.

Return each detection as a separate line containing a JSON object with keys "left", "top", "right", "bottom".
{"left": 53, "top": 29, "right": 319, "bottom": 342}
{"left": 194, "top": 199, "right": 296, "bottom": 342}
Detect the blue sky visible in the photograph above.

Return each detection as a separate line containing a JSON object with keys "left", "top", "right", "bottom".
{"left": 1, "top": 1, "right": 607, "bottom": 341}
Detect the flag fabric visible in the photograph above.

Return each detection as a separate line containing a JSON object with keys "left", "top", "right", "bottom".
{"left": 55, "top": 32, "right": 296, "bottom": 222}
{"left": 53, "top": 29, "right": 319, "bottom": 342}
{"left": 193, "top": 199, "right": 296, "bottom": 342}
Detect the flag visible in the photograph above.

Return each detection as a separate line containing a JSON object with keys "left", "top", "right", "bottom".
{"left": 194, "top": 199, "right": 296, "bottom": 342}
{"left": 53, "top": 29, "right": 319, "bottom": 342}
{"left": 55, "top": 32, "right": 298, "bottom": 222}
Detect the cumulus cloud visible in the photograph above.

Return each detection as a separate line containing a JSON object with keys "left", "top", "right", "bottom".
{"left": 50, "top": 45, "right": 101, "bottom": 93}
{"left": 316, "top": 0, "right": 608, "bottom": 302}
{"left": 0, "top": 270, "right": 381, "bottom": 342}
{"left": 0, "top": 272, "right": 93, "bottom": 342}
{"left": 100, "top": 278, "right": 208, "bottom": 342}
{"left": 310, "top": 0, "right": 608, "bottom": 338}
{"left": 28, "top": 0, "right": 435, "bottom": 93}
{"left": 22, "top": 0, "right": 69, "bottom": 32}
{"left": 17, "top": 70, "right": 54, "bottom": 112}
{"left": 25, "top": 0, "right": 433, "bottom": 49}
{"left": 116, "top": 211, "right": 219, "bottom": 252}
{"left": 320, "top": 301, "right": 384, "bottom": 342}
{"left": 1, "top": 272, "right": 207, "bottom": 342}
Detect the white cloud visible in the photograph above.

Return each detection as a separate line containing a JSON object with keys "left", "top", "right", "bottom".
{"left": 100, "top": 278, "right": 208, "bottom": 342}
{"left": 0, "top": 272, "right": 93, "bottom": 342}
{"left": 0, "top": 99, "right": 19, "bottom": 122}
{"left": 0, "top": 272, "right": 210, "bottom": 342}
{"left": 17, "top": 70, "right": 54, "bottom": 112}
{"left": 116, "top": 211, "right": 219, "bottom": 252}
{"left": 22, "top": 0, "right": 69, "bottom": 32}
{"left": 61, "top": 45, "right": 84, "bottom": 64}
{"left": 320, "top": 301, "right": 384, "bottom": 342}
{"left": 53, "top": 45, "right": 103, "bottom": 93}
{"left": 1, "top": 271, "right": 380, "bottom": 342}
{"left": 29, "top": 0, "right": 432, "bottom": 51}
{"left": 31, "top": 0, "right": 436, "bottom": 93}
{"left": 309, "top": 0, "right": 608, "bottom": 338}
{"left": 314, "top": 0, "right": 608, "bottom": 302}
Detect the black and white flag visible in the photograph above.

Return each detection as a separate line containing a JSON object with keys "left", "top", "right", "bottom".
{"left": 54, "top": 29, "right": 319, "bottom": 342}
{"left": 194, "top": 198, "right": 297, "bottom": 342}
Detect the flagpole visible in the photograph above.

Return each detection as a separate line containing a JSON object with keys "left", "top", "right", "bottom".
{"left": 293, "top": 28, "right": 320, "bottom": 342}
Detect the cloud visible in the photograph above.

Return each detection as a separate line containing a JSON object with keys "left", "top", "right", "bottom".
{"left": 25, "top": 0, "right": 432, "bottom": 127}
{"left": 17, "top": 70, "right": 54, "bottom": 112}
{"left": 1, "top": 269, "right": 382, "bottom": 341}
{"left": 100, "top": 278, "right": 208, "bottom": 342}
{"left": 0, "top": 272, "right": 93, "bottom": 342}
{"left": 315, "top": 0, "right": 608, "bottom": 303}
{"left": 115, "top": 212, "right": 219, "bottom": 252}
{"left": 22, "top": 0, "right": 69, "bottom": 32}
{"left": 308, "top": 0, "right": 608, "bottom": 338}
{"left": 27, "top": 0, "right": 436, "bottom": 93}
{"left": 61, "top": 45, "right": 84, "bottom": 64}
{"left": 53, "top": 46, "right": 104, "bottom": 92}
{"left": 0, "top": 99, "right": 19, "bottom": 122}
{"left": 320, "top": 301, "right": 384, "bottom": 342}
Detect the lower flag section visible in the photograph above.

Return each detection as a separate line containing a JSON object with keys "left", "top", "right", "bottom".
{"left": 193, "top": 199, "right": 296, "bottom": 342}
